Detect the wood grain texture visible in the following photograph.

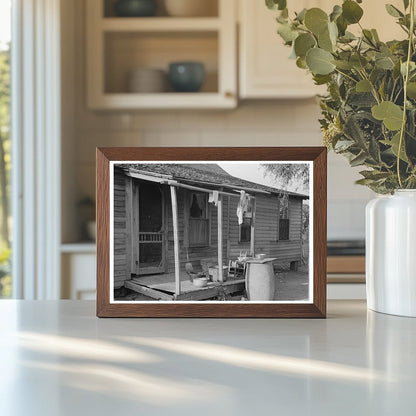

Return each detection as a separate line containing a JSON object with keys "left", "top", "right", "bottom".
{"left": 327, "top": 256, "right": 365, "bottom": 274}
{"left": 96, "top": 147, "right": 327, "bottom": 318}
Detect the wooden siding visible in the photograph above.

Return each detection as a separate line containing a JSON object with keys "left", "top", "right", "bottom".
{"left": 228, "top": 194, "right": 302, "bottom": 263}
{"left": 113, "top": 168, "right": 128, "bottom": 288}
{"left": 289, "top": 198, "right": 302, "bottom": 241}
{"left": 114, "top": 174, "right": 305, "bottom": 287}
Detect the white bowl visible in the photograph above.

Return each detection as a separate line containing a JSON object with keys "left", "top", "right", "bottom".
{"left": 193, "top": 277, "right": 209, "bottom": 287}
{"left": 128, "top": 68, "right": 167, "bottom": 93}
{"left": 164, "top": 0, "right": 217, "bottom": 17}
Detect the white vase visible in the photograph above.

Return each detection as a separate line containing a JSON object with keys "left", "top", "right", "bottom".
{"left": 366, "top": 190, "right": 416, "bottom": 317}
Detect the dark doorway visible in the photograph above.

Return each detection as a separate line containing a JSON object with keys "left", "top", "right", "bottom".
{"left": 133, "top": 181, "right": 165, "bottom": 275}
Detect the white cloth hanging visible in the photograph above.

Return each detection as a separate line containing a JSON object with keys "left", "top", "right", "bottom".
{"left": 209, "top": 190, "right": 219, "bottom": 206}
{"left": 236, "top": 190, "right": 250, "bottom": 225}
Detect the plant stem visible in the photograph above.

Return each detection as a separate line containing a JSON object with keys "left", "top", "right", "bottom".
{"left": 334, "top": 68, "right": 358, "bottom": 84}
{"left": 397, "top": 0, "right": 415, "bottom": 188}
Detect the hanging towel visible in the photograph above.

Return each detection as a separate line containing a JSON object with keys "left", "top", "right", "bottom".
{"left": 209, "top": 190, "right": 219, "bottom": 206}
{"left": 236, "top": 190, "right": 250, "bottom": 225}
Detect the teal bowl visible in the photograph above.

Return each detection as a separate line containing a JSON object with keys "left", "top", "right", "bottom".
{"left": 168, "top": 62, "right": 205, "bottom": 93}
{"left": 114, "top": 0, "right": 157, "bottom": 17}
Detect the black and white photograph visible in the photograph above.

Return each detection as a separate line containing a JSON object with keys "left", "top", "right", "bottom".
{"left": 110, "top": 161, "right": 312, "bottom": 303}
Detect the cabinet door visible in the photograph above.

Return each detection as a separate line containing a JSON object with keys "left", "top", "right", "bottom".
{"left": 62, "top": 253, "right": 96, "bottom": 300}
{"left": 239, "top": 0, "right": 326, "bottom": 99}
{"left": 238, "top": 0, "right": 404, "bottom": 99}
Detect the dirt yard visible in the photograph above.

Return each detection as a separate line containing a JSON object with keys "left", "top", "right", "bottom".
{"left": 273, "top": 263, "right": 309, "bottom": 301}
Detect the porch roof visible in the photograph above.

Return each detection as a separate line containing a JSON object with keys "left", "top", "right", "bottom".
{"left": 120, "top": 163, "right": 309, "bottom": 199}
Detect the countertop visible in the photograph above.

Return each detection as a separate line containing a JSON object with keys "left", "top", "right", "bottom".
{"left": 0, "top": 300, "right": 415, "bottom": 415}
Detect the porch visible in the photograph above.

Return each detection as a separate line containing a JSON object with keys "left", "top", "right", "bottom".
{"left": 124, "top": 272, "right": 246, "bottom": 301}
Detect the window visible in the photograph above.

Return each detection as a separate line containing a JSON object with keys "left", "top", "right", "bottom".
{"left": 239, "top": 200, "right": 252, "bottom": 243}
{"left": 278, "top": 196, "right": 289, "bottom": 241}
{"left": 0, "top": 1, "right": 11, "bottom": 298}
{"left": 189, "top": 192, "right": 209, "bottom": 247}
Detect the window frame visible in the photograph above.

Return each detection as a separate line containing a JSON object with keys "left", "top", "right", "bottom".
{"left": 12, "top": 0, "right": 61, "bottom": 299}
{"left": 277, "top": 195, "right": 290, "bottom": 241}
{"left": 238, "top": 197, "right": 253, "bottom": 243}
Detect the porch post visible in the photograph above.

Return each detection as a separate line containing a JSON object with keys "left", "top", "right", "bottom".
{"left": 170, "top": 186, "right": 181, "bottom": 296}
{"left": 250, "top": 197, "right": 256, "bottom": 256}
{"left": 217, "top": 194, "right": 223, "bottom": 282}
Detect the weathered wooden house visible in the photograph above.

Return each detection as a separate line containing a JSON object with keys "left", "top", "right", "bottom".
{"left": 113, "top": 163, "right": 308, "bottom": 300}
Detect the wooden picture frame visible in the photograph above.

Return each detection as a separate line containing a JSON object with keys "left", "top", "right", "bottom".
{"left": 96, "top": 147, "right": 327, "bottom": 318}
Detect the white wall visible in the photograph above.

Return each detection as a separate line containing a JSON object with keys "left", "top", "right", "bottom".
{"left": 61, "top": 0, "right": 374, "bottom": 243}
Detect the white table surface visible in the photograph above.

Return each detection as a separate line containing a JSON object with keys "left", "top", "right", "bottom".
{"left": 0, "top": 300, "right": 415, "bottom": 416}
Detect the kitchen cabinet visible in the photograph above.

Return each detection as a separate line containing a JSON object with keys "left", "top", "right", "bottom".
{"left": 86, "top": 0, "right": 237, "bottom": 109}
{"left": 61, "top": 244, "right": 96, "bottom": 300}
{"left": 239, "top": 0, "right": 325, "bottom": 99}
{"left": 238, "top": 0, "right": 404, "bottom": 99}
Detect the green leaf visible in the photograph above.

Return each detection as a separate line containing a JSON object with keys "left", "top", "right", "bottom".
{"left": 333, "top": 60, "right": 353, "bottom": 70}
{"left": 344, "top": 114, "right": 367, "bottom": 147}
{"left": 360, "top": 170, "right": 391, "bottom": 181}
{"left": 356, "top": 79, "right": 372, "bottom": 92}
{"left": 371, "top": 29, "right": 380, "bottom": 42}
{"left": 350, "top": 152, "right": 368, "bottom": 167}
{"left": 334, "top": 140, "right": 355, "bottom": 152}
{"left": 304, "top": 8, "right": 329, "bottom": 35}
{"left": 350, "top": 54, "right": 368, "bottom": 70}
{"left": 296, "top": 57, "right": 308, "bottom": 69}
{"left": 296, "top": 8, "right": 307, "bottom": 23}
{"left": 407, "top": 82, "right": 416, "bottom": 99}
{"left": 339, "top": 31, "right": 356, "bottom": 43}
{"left": 369, "top": 136, "right": 382, "bottom": 163}
{"left": 313, "top": 74, "right": 332, "bottom": 85}
{"left": 355, "top": 178, "right": 377, "bottom": 186}
{"left": 318, "top": 27, "right": 334, "bottom": 52}
{"left": 294, "top": 33, "right": 316, "bottom": 58}
{"left": 388, "top": 132, "right": 409, "bottom": 162}
{"left": 375, "top": 55, "right": 395, "bottom": 70}
{"left": 306, "top": 48, "right": 335, "bottom": 75}
{"left": 385, "top": 4, "right": 404, "bottom": 18}
{"left": 363, "top": 29, "right": 376, "bottom": 46}
{"left": 266, "top": 0, "right": 287, "bottom": 11}
{"left": 328, "top": 21, "right": 338, "bottom": 44}
{"left": 330, "top": 5, "right": 342, "bottom": 22}
{"left": 277, "top": 23, "right": 298, "bottom": 43}
{"left": 342, "top": 0, "right": 364, "bottom": 24}
{"left": 403, "top": 0, "right": 410, "bottom": 10}
{"left": 378, "top": 78, "right": 386, "bottom": 100}
{"left": 336, "top": 15, "right": 348, "bottom": 36}
{"left": 372, "top": 101, "right": 404, "bottom": 131}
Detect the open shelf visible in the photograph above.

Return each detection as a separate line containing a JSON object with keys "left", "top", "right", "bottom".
{"left": 87, "top": 0, "right": 236, "bottom": 109}
{"left": 104, "top": 31, "right": 218, "bottom": 94}
{"left": 90, "top": 92, "right": 235, "bottom": 109}
{"left": 101, "top": 17, "right": 221, "bottom": 32}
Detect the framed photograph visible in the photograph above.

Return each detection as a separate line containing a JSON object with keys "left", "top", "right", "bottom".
{"left": 96, "top": 147, "right": 327, "bottom": 318}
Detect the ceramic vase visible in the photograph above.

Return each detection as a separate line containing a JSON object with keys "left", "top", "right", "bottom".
{"left": 168, "top": 62, "right": 205, "bottom": 92}
{"left": 366, "top": 190, "right": 416, "bottom": 317}
{"left": 114, "top": 0, "right": 157, "bottom": 17}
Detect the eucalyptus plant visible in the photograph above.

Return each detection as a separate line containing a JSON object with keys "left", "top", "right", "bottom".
{"left": 266, "top": 0, "right": 416, "bottom": 193}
